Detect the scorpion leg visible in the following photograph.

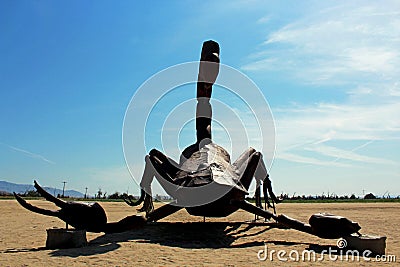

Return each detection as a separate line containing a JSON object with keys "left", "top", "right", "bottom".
{"left": 125, "top": 149, "right": 182, "bottom": 217}
{"left": 149, "top": 149, "right": 180, "bottom": 175}
{"left": 124, "top": 155, "right": 156, "bottom": 215}
{"left": 123, "top": 189, "right": 145, "bottom": 207}
{"left": 148, "top": 150, "right": 182, "bottom": 197}
{"left": 254, "top": 154, "right": 281, "bottom": 214}
{"left": 233, "top": 147, "right": 256, "bottom": 172}
{"left": 237, "top": 151, "right": 261, "bottom": 190}
{"left": 146, "top": 203, "right": 183, "bottom": 222}
{"left": 231, "top": 199, "right": 313, "bottom": 235}
{"left": 145, "top": 149, "right": 185, "bottom": 220}
{"left": 234, "top": 149, "right": 280, "bottom": 215}
{"left": 234, "top": 148, "right": 263, "bottom": 208}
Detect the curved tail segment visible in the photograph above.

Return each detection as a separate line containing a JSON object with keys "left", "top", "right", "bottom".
{"left": 196, "top": 40, "right": 220, "bottom": 144}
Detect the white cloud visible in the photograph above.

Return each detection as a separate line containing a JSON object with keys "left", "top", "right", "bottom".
{"left": 242, "top": 2, "right": 400, "bottom": 169}
{"left": 276, "top": 102, "right": 400, "bottom": 143}
{"left": 257, "top": 15, "right": 271, "bottom": 24}
{"left": 273, "top": 101, "right": 400, "bottom": 166}
{"left": 1, "top": 143, "right": 55, "bottom": 164}
{"left": 243, "top": 2, "right": 400, "bottom": 85}
{"left": 276, "top": 151, "right": 351, "bottom": 167}
{"left": 304, "top": 144, "right": 396, "bottom": 165}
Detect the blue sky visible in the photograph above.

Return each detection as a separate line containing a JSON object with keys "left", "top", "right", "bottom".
{"left": 1, "top": 1, "right": 399, "bottom": 198}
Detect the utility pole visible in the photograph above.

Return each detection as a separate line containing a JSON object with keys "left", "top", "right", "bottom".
{"left": 62, "top": 181, "right": 67, "bottom": 198}
{"left": 85, "top": 187, "right": 88, "bottom": 199}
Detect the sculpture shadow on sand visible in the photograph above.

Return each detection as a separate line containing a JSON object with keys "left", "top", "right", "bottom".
{"left": 47, "top": 222, "right": 303, "bottom": 258}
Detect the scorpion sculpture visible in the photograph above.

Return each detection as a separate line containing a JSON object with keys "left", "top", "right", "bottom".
{"left": 14, "top": 40, "right": 361, "bottom": 239}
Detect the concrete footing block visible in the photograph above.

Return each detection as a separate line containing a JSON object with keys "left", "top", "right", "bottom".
{"left": 46, "top": 228, "right": 87, "bottom": 249}
{"left": 344, "top": 234, "right": 386, "bottom": 255}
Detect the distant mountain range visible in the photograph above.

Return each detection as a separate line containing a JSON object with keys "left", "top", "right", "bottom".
{"left": 0, "top": 181, "right": 84, "bottom": 198}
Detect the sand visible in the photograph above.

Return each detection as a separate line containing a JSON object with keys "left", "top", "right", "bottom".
{"left": 0, "top": 200, "right": 398, "bottom": 266}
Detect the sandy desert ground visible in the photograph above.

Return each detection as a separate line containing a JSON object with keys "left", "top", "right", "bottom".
{"left": 0, "top": 200, "right": 398, "bottom": 266}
